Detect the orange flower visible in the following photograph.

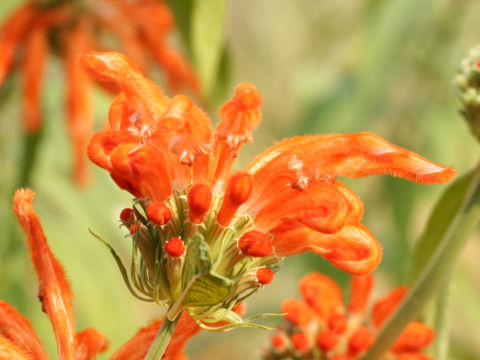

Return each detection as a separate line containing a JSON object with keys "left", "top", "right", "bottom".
{"left": 0, "top": 0, "right": 197, "bottom": 185}
{"left": 6, "top": 188, "right": 200, "bottom": 360}
{"left": 7, "top": 188, "right": 109, "bottom": 359}
{"left": 262, "top": 272, "right": 435, "bottom": 360}
{"left": 84, "top": 51, "right": 454, "bottom": 326}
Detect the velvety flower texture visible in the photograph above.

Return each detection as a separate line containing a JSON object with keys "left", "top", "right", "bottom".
{"left": 0, "top": 0, "right": 197, "bottom": 185}
{"left": 84, "top": 51, "right": 454, "bottom": 326}
{"left": 3, "top": 188, "right": 198, "bottom": 360}
{"left": 262, "top": 272, "right": 435, "bottom": 360}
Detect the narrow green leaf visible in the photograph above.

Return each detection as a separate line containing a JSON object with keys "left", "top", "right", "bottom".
{"left": 165, "top": 0, "right": 194, "bottom": 49}
{"left": 364, "top": 163, "right": 480, "bottom": 360}
{"left": 410, "top": 172, "right": 473, "bottom": 282}
{"left": 191, "top": 0, "right": 227, "bottom": 96}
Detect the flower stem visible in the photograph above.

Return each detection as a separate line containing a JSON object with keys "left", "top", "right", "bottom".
{"left": 144, "top": 312, "right": 181, "bottom": 360}
{"left": 364, "top": 162, "right": 480, "bottom": 360}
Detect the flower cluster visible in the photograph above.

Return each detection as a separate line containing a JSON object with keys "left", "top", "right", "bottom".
{"left": 453, "top": 44, "right": 480, "bottom": 142}
{"left": 262, "top": 272, "right": 434, "bottom": 360}
{"left": 84, "top": 51, "right": 454, "bottom": 329}
{"left": 3, "top": 188, "right": 198, "bottom": 360}
{"left": 0, "top": 0, "right": 197, "bottom": 184}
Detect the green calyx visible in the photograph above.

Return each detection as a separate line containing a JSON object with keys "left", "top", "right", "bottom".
{"left": 95, "top": 188, "right": 281, "bottom": 328}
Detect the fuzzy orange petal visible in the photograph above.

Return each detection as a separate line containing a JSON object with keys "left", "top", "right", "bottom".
{"left": 75, "top": 328, "right": 109, "bottom": 360}
{"left": 252, "top": 181, "right": 350, "bottom": 234}
{"left": 348, "top": 275, "right": 374, "bottom": 314}
{"left": 87, "top": 131, "right": 139, "bottom": 170}
{"left": 247, "top": 133, "right": 455, "bottom": 195}
{"left": 371, "top": 286, "right": 408, "bottom": 328}
{"left": 0, "top": 334, "right": 33, "bottom": 360}
{"left": 109, "top": 312, "right": 200, "bottom": 360}
{"left": 12, "top": 189, "right": 76, "bottom": 360}
{"left": 390, "top": 322, "right": 434, "bottom": 354}
{"left": 0, "top": 301, "right": 48, "bottom": 360}
{"left": 298, "top": 272, "right": 343, "bottom": 319}
{"left": 82, "top": 51, "right": 169, "bottom": 128}
{"left": 22, "top": 24, "right": 48, "bottom": 134}
{"left": 271, "top": 220, "right": 382, "bottom": 275}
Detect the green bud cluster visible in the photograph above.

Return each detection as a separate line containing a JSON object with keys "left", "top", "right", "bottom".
{"left": 454, "top": 44, "right": 480, "bottom": 142}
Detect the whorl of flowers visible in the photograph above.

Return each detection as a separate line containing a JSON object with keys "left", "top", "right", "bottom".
{"left": 262, "top": 272, "right": 435, "bottom": 360}
{"left": 84, "top": 51, "right": 454, "bottom": 328}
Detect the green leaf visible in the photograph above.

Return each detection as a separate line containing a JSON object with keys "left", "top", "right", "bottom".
{"left": 364, "top": 164, "right": 480, "bottom": 360}
{"left": 181, "top": 272, "right": 233, "bottom": 307}
{"left": 410, "top": 171, "right": 473, "bottom": 282}
{"left": 165, "top": 0, "right": 194, "bottom": 49}
{"left": 181, "top": 233, "right": 212, "bottom": 284}
{"left": 191, "top": 0, "right": 227, "bottom": 96}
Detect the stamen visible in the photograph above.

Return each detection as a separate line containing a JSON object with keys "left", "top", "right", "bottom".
{"left": 187, "top": 184, "right": 212, "bottom": 224}
{"left": 238, "top": 231, "right": 273, "bottom": 257}
{"left": 217, "top": 171, "right": 253, "bottom": 226}
{"left": 164, "top": 237, "right": 185, "bottom": 257}
{"left": 256, "top": 268, "right": 274, "bottom": 285}
{"left": 146, "top": 202, "right": 172, "bottom": 225}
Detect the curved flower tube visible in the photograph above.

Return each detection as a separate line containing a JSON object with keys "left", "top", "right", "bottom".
{"left": 0, "top": 0, "right": 197, "bottom": 185}
{"left": 262, "top": 272, "right": 435, "bottom": 360}
{"left": 84, "top": 51, "right": 454, "bottom": 328}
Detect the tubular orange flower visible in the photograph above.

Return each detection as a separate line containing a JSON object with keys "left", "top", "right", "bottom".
{"left": 7, "top": 188, "right": 202, "bottom": 360}
{"left": 84, "top": 52, "right": 454, "bottom": 329}
{"left": 262, "top": 272, "right": 435, "bottom": 360}
{"left": 8, "top": 188, "right": 109, "bottom": 360}
{"left": 0, "top": 0, "right": 197, "bottom": 185}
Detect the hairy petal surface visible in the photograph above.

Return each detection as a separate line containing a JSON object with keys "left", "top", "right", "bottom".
{"left": 271, "top": 220, "right": 382, "bottom": 275}
{"left": 0, "top": 334, "right": 32, "bottom": 360}
{"left": 247, "top": 132, "right": 456, "bottom": 195}
{"left": 0, "top": 301, "right": 48, "bottom": 360}
{"left": 12, "top": 189, "right": 76, "bottom": 360}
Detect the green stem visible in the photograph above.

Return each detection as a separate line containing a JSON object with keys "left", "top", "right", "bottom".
{"left": 144, "top": 312, "right": 181, "bottom": 360}
{"left": 17, "top": 132, "right": 42, "bottom": 188}
{"left": 434, "top": 272, "right": 453, "bottom": 360}
{"left": 364, "top": 162, "right": 480, "bottom": 360}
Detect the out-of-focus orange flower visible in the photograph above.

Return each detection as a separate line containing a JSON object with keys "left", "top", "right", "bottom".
{"left": 0, "top": 0, "right": 197, "bottom": 186}
{"left": 262, "top": 272, "right": 435, "bottom": 360}
{"left": 5, "top": 188, "right": 201, "bottom": 360}
{"left": 84, "top": 51, "right": 454, "bottom": 328}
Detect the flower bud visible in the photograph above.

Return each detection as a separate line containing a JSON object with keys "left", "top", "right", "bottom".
{"left": 291, "top": 332, "right": 310, "bottom": 353}
{"left": 119, "top": 208, "right": 133, "bottom": 222}
{"left": 129, "top": 224, "right": 138, "bottom": 234}
{"left": 328, "top": 313, "right": 348, "bottom": 334}
{"left": 217, "top": 172, "right": 252, "bottom": 226}
{"left": 165, "top": 237, "right": 185, "bottom": 257}
{"left": 271, "top": 333, "right": 288, "bottom": 352}
{"left": 256, "top": 268, "right": 274, "bottom": 285}
{"left": 187, "top": 184, "right": 212, "bottom": 224}
{"left": 348, "top": 326, "right": 374, "bottom": 356}
{"left": 238, "top": 231, "right": 273, "bottom": 257}
{"left": 146, "top": 202, "right": 172, "bottom": 225}
{"left": 316, "top": 329, "right": 339, "bottom": 352}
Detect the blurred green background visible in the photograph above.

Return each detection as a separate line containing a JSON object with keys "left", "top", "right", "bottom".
{"left": 1, "top": 0, "right": 479, "bottom": 359}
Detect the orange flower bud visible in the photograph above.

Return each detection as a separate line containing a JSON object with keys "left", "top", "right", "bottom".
{"left": 129, "top": 224, "right": 138, "bottom": 234}
{"left": 217, "top": 172, "right": 252, "bottom": 226}
{"left": 391, "top": 322, "right": 434, "bottom": 353}
{"left": 146, "top": 202, "right": 172, "bottom": 225}
{"left": 256, "top": 268, "right": 274, "bottom": 285}
{"left": 120, "top": 208, "right": 133, "bottom": 222}
{"left": 187, "top": 184, "right": 212, "bottom": 224}
{"left": 348, "top": 275, "right": 374, "bottom": 314}
{"left": 291, "top": 332, "right": 310, "bottom": 353}
{"left": 238, "top": 231, "right": 273, "bottom": 257}
{"left": 371, "top": 286, "right": 408, "bottom": 328}
{"left": 348, "top": 326, "right": 374, "bottom": 356}
{"left": 331, "top": 355, "right": 350, "bottom": 360}
{"left": 328, "top": 313, "right": 348, "bottom": 334}
{"left": 271, "top": 333, "right": 288, "bottom": 351}
{"left": 164, "top": 237, "right": 185, "bottom": 257}
{"left": 316, "top": 329, "right": 339, "bottom": 352}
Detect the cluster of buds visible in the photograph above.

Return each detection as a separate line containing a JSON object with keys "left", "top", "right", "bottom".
{"left": 262, "top": 273, "right": 434, "bottom": 360}
{"left": 84, "top": 51, "right": 454, "bottom": 329}
{"left": 453, "top": 44, "right": 480, "bottom": 142}
{"left": 117, "top": 180, "right": 280, "bottom": 327}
